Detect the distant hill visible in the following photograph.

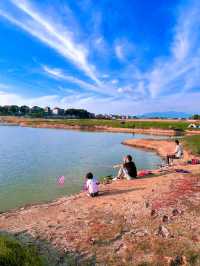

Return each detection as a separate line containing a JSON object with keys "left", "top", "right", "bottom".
{"left": 138, "top": 111, "right": 191, "bottom": 119}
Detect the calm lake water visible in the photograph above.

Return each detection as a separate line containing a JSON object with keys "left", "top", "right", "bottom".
{"left": 0, "top": 125, "right": 163, "bottom": 212}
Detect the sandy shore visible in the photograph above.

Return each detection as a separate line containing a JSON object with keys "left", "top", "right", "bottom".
{"left": 23, "top": 123, "right": 177, "bottom": 135}
{"left": 123, "top": 139, "right": 191, "bottom": 161}
{"left": 0, "top": 116, "right": 185, "bottom": 136}
{"left": 0, "top": 139, "right": 200, "bottom": 265}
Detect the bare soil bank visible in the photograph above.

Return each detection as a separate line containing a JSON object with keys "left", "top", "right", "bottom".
{"left": 0, "top": 139, "right": 200, "bottom": 265}
{"left": 1, "top": 116, "right": 200, "bottom": 136}
{"left": 0, "top": 117, "right": 180, "bottom": 136}
{"left": 20, "top": 122, "right": 178, "bottom": 135}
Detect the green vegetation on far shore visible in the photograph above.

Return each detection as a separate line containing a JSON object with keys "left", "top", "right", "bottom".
{"left": 23, "top": 118, "right": 192, "bottom": 131}
{"left": 184, "top": 135, "right": 200, "bottom": 155}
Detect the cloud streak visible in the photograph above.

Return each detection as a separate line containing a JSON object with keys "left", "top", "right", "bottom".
{"left": 0, "top": 0, "right": 99, "bottom": 83}
{"left": 146, "top": 0, "right": 200, "bottom": 98}
{"left": 43, "top": 65, "right": 106, "bottom": 95}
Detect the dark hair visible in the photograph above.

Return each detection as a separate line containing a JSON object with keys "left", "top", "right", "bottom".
{"left": 85, "top": 172, "right": 93, "bottom": 179}
{"left": 175, "top": 140, "right": 179, "bottom": 145}
{"left": 126, "top": 155, "right": 132, "bottom": 162}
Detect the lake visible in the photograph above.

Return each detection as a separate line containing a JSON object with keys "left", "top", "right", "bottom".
{"left": 0, "top": 125, "right": 163, "bottom": 212}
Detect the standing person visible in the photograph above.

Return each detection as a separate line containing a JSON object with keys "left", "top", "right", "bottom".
{"left": 114, "top": 155, "right": 137, "bottom": 180}
{"left": 166, "top": 140, "right": 184, "bottom": 165}
{"left": 85, "top": 172, "right": 99, "bottom": 197}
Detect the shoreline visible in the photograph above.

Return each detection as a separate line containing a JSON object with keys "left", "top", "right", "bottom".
{"left": 0, "top": 138, "right": 200, "bottom": 264}
{"left": 1, "top": 116, "right": 200, "bottom": 136}
{"left": 122, "top": 138, "right": 191, "bottom": 160}
{"left": 1, "top": 120, "right": 182, "bottom": 136}
{"left": 21, "top": 123, "right": 177, "bottom": 136}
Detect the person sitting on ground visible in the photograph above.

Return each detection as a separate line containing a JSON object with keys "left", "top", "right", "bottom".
{"left": 115, "top": 155, "right": 137, "bottom": 180}
{"left": 166, "top": 139, "right": 183, "bottom": 165}
{"left": 85, "top": 172, "right": 99, "bottom": 197}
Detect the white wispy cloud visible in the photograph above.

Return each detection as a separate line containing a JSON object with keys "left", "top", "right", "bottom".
{"left": 102, "top": 74, "right": 110, "bottom": 79}
{"left": 0, "top": 86, "right": 199, "bottom": 114}
{"left": 115, "top": 44, "right": 124, "bottom": 61}
{"left": 146, "top": 0, "right": 200, "bottom": 98}
{"left": 0, "top": 83, "right": 11, "bottom": 90}
{"left": 0, "top": 90, "right": 110, "bottom": 111}
{"left": 114, "top": 39, "right": 135, "bottom": 62}
{"left": 117, "top": 86, "right": 133, "bottom": 94}
{"left": 43, "top": 65, "right": 103, "bottom": 94}
{"left": 43, "top": 65, "right": 118, "bottom": 96}
{"left": 111, "top": 79, "right": 119, "bottom": 84}
{"left": 0, "top": 0, "right": 199, "bottom": 114}
{"left": 113, "top": 0, "right": 200, "bottom": 100}
{"left": 0, "top": 0, "right": 100, "bottom": 83}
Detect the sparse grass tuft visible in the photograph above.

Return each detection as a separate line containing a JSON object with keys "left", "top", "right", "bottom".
{"left": 25, "top": 118, "right": 190, "bottom": 131}
{"left": 184, "top": 135, "right": 200, "bottom": 155}
{"left": 0, "top": 235, "right": 46, "bottom": 266}
{"left": 186, "top": 250, "right": 200, "bottom": 266}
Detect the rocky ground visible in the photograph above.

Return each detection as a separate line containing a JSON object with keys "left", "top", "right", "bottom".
{"left": 0, "top": 140, "right": 200, "bottom": 265}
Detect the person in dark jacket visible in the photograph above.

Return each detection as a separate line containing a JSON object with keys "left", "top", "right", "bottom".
{"left": 114, "top": 155, "right": 137, "bottom": 180}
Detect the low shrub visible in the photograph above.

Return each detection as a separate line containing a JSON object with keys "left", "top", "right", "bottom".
{"left": 0, "top": 235, "right": 45, "bottom": 266}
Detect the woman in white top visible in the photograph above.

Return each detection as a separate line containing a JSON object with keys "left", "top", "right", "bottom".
{"left": 85, "top": 172, "right": 99, "bottom": 197}
{"left": 166, "top": 140, "right": 183, "bottom": 165}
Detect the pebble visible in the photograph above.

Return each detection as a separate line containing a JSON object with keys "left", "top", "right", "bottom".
{"left": 170, "top": 255, "right": 187, "bottom": 265}
{"left": 172, "top": 208, "right": 179, "bottom": 216}
{"left": 145, "top": 201, "right": 150, "bottom": 208}
{"left": 162, "top": 215, "right": 169, "bottom": 223}
{"left": 151, "top": 209, "right": 156, "bottom": 217}
{"left": 157, "top": 225, "right": 170, "bottom": 238}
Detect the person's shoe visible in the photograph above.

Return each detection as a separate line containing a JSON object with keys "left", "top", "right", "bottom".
{"left": 113, "top": 177, "right": 118, "bottom": 181}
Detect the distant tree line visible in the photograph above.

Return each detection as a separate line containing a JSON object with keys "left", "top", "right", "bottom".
{"left": 0, "top": 105, "right": 94, "bottom": 119}
{"left": 191, "top": 114, "right": 200, "bottom": 120}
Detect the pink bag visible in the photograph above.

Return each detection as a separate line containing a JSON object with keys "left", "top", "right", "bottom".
{"left": 57, "top": 176, "right": 65, "bottom": 186}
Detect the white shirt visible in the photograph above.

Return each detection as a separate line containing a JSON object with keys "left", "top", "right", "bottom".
{"left": 175, "top": 144, "right": 183, "bottom": 158}
{"left": 86, "top": 179, "right": 99, "bottom": 194}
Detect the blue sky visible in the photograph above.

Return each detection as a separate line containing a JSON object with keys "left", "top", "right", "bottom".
{"left": 0, "top": 0, "right": 199, "bottom": 114}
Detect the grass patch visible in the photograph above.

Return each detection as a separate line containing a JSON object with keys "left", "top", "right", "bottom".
{"left": 16, "top": 118, "right": 192, "bottom": 131}
{"left": 0, "top": 235, "right": 46, "bottom": 266}
{"left": 184, "top": 135, "right": 200, "bottom": 155}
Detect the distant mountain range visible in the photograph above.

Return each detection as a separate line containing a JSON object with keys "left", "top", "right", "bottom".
{"left": 138, "top": 111, "right": 191, "bottom": 119}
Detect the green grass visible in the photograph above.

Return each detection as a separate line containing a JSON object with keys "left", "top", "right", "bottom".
{"left": 184, "top": 135, "right": 200, "bottom": 155}
{"left": 24, "top": 118, "right": 191, "bottom": 131}
{"left": 0, "top": 235, "right": 46, "bottom": 266}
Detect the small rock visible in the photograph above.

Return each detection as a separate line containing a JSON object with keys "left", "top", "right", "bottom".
{"left": 128, "top": 228, "right": 149, "bottom": 237}
{"left": 135, "top": 229, "right": 149, "bottom": 237}
{"left": 145, "top": 201, "right": 150, "bottom": 208}
{"left": 88, "top": 238, "right": 96, "bottom": 245}
{"left": 191, "top": 235, "right": 199, "bottom": 242}
{"left": 172, "top": 208, "right": 179, "bottom": 216}
{"left": 162, "top": 215, "right": 169, "bottom": 223}
{"left": 151, "top": 209, "right": 156, "bottom": 217}
{"left": 170, "top": 255, "right": 187, "bottom": 266}
{"left": 113, "top": 242, "right": 123, "bottom": 252}
{"left": 157, "top": 225, "right": 170, "bottom": 238}
{"left": 14, "top": 229, "right": 28, "bottom": 236}
{"left": 48, "top": 224, "right": 55, "bottom": 228}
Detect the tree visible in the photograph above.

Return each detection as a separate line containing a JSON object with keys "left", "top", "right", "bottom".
{"left": 192, "top": 114, "right": 200, "bottom": 120}
{"left": 20, "top": 105, "right": 30, "bottom": 116}
{"left": 30, "top": 106, "right": 45, "bottom": 118}
{"left": 0, "top": 106, "right": 6, "bottom": 115}
{"left": 9, "top": 105, "right": 19, "bottom": 115}
{"left": 64, "top": 108, "right": 93, "bottom": 118}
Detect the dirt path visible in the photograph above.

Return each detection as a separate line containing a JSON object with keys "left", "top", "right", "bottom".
{"left": 0, "top": 139, "right": 200, "bottom": 265}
